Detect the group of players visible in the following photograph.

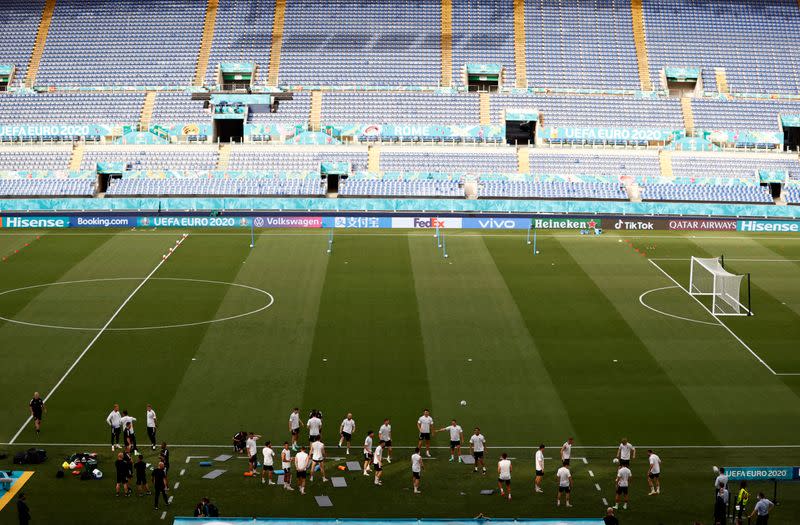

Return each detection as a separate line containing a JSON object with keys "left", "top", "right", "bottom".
{"left": 236, "top": 408, "right": 663, "bottom": 509}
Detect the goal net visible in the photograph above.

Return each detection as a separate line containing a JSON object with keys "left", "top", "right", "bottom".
{"left": 689, "top": 257, "right": 749, "bottom": 316}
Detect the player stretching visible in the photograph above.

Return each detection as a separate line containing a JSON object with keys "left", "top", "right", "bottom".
{"left": 310, "top": 439, "right": 328, "bottom": 482}
{"left": 560, "top": 437, "right": 574, "bottom": 466}
{"left": 373, "top": 440, "right": 385, "bottom": 485}
{"left": 29, "top": 392, "right": 45, "bottom": 437}
{"left": 417, "top": 409, "right": 434, "bottom": 457}
{"left": 339, "top": 413, "right": 356, "bottom": 454}
{"left": 614, "top": 463, "right": 632, "bottom": 510}
{"left": 647, "top": 449, "right": 661, "bottom": 495}
{"left": 439, "top": 419, "right": 463, "bottom": 463}
{"left": 411, "top": 447, "right": 424, "bottom": 493}
{"left": 363, "top": 431, "right": 374, "bottom": 475}
{"left": 497, "top": 453, "right": 512, "bottom": 500}
{"left": 534, "top": 444, "right": 545, "bottom": 493}
{"left": 469, "top": 428, "right": 487, "bottom": 474}
{"left": 288, "top": 408, "right": 303, "bottom": 451}
{"left": 281, "top": 442, "right": 294, "bottom": 491}
{"left": 379, "top": 419, "right": 392, "bottom": 463}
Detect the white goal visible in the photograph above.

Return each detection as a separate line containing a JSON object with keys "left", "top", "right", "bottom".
{"left": 689, "top": 256, "right": 751, "bottom": 316}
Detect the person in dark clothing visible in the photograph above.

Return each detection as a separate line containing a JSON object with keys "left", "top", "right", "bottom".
{"left": 159, "top": 442, "right": 170, "bottom": 473}
{"left": 17, "top": 492, "right": 30, "bottom": 525}
{"left": 29, "top": 393, "right": 45, "bottom": 436}
{"left": 714, "top": 485, "right": 728, "bottom": 524}
{"left": 152, "top": 461, "right": 169, "bottom": 510}
{"left": 114, "top": 453, "right": 131, "bottom": 496}
{"left": 135, "top": 455, "right": 150, "bottom": 497}
{"left": 603, "top": 506, "right": 619, "bottom": 525}
{"left": 123, "top": 422, "right": 137, "bottom": 453}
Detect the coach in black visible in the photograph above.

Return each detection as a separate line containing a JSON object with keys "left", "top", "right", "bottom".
{"left": 152, "top": 462, "right": 169, "bottom": 511}
{"left": 29, "top": 392, "right": 45, "bottom": 436}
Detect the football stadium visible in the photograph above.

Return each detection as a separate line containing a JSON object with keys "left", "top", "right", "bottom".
{"left": 2, "top": 1, "right": 800, "bottom": 524}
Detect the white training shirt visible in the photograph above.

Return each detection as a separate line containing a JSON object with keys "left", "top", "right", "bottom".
{"left": 373, "top": 445, "right": 383, "bottom": 465}
{"left": 418, "top": 415, "right": 433, "bottom": 433}
{"left": 557, "top": 466, "right": 571, "bottom": 487}
{"left": 715, "top": 473, "right": 729, "bottom": 487}
{"left": 618, "top": 442, "right": 635, "bottom": 460}
{"left": 263, "top": 447, "right": 275, "bottom": 466}
{"left": 281, "top": 448, "right": 292, "bottom": 469}
{"left": 364, "top": 435, "right": 373, "bottom": 454}
{"left": 617, "top": 466, "right": 632, "bottom": 487}
{"left": 469, "top": 434, "right": 486, "bottom": 452}
{"left": 447, "top": 425, "right": 463, "bottom": 442}
{"left": 561, "top": 441, "right": 572, "bottom": 460}
{"left": 295, "top": 451, "right": 309, "bottom": 472}
{"left": 649, "top": 454, "right": 661, "bottom": 475}
{"left": 246, "top": 437, "right": 258, "bottom": 457}
{"left": 341, "top": 418, "right": 356, "bottom": 434}
{"left": 120, "top": 415, "right": 136, "bottom": 430}
{"left": 289, "top": 412, "right": 301, "bottom": 430}
{"left": 379, "top": 424, "right": 392, "bottom": 441}
{"left": 411, "top": 452, "right": 422, "bottom": 473}
{"left": 535, "top": 449, "right": 545, "bottom": 471}
{"left": 310, "top": 441, "right": 325, "bottom": 461}
{"left": 498, "top": 459, "right": 511, "bottom": 480}
{"left": 307, "top": 416, "right": 322, "bottom": 436}
{"left": 106, "top": 410, "right": 121, "bottom": 428}
{"left": 146, "top": 409, "right": 157, "bottom": 428}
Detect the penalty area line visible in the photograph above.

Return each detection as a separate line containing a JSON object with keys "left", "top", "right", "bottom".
{"left": 7, "top": 234, "right": 189, "bottom": 444}
{"left": 648, "top": 259, "right": 784, "bottom": 376}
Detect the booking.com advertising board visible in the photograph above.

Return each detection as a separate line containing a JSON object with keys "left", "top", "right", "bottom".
{"left": 3, "top": 216, "right": 800, "bottom": 234}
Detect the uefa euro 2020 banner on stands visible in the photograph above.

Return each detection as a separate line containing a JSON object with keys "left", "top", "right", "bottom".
{"left": 327, "top": 124, "right": 504, "bottom": 141}
{"left": 541, "top": 127, "right": 684, "bottom": 142}
{"left": 0, "top": 124, "right": 121, "bottom": 139}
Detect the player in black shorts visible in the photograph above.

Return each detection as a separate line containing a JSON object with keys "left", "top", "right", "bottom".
{"left": 134, "top": 454, "right": 150, "bottom": 497}
{"left": 29, "top": 392, "right": 45, "bottom": 436}
{"left": 114, "top": 452, "right": 131, "bottom": 497}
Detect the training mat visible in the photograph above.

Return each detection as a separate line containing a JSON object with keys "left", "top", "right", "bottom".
{"left": 331, "top": 477, "right": 347, "bottom": 488}
{"left": 346, "top": 461, "right": 361, "bottom": 471}
{"left": 460, "top": 455, "right": 476, "bottom": 464}
{"left": 213, "top": 454, "right": 233, "bottom": 462}
{"left": 202, "top": 469, "right": 226, "bottom": 480}
{"left": 315, "top": 495, "right": 333, "bottom": 507}
{"left": 480, "top": 489, "right": 494, "bottom": 495}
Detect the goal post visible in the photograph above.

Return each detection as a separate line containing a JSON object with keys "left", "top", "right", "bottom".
{"left": 689, "top": 256, "right": 751, "bottom": 316}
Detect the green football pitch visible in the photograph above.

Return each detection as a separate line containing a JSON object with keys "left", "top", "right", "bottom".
{"left": 1, "top": 228, "right": 800, "bottom": 524}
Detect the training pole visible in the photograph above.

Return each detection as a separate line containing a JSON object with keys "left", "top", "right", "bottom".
{"left": 435, "top": 224, "right": 439, "bottom": 240}
{"left": 532, "top": 229, "right": 538, "bottom": 255}
{"left": 327, "top": 227, "right": 334, "bottom": 254}
{"left": 250, "top": 221, "right": 255, "bottom": 248}
{"left": 437, "top": 225, "right": 442, "bottom": 248}
{"left": 442, "top": 234, "right": 448, "bottom": 259}
{"left": 526, "top": 224, "right": 532, "bottom": 245}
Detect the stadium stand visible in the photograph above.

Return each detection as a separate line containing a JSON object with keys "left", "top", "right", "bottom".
{"left": 228, "top": 147, "right": 369, "bottom": 171}
{"left": 339, "top": 173, "right": 463, "bottom": 197}
{"left": 0, "top": 146, "right": 71, "bottom": 170}
{"left": 249, "top": 92, "right": 312, "bottom": 124}
{"left": 151, "top": 93, "right": 210, "bottom": 124}
{"left": 478, "top": 179, "right": 628, "bottom": 200}
{"left": 525, "top": 0, "right": 640, "bottom": 89}
{"left": 380, "top": 150, "right": 518, "bottom": 173}
{"left": 278, "top": 0, "right": 442, "bottom": 86}
{"left": 691, "top": 99, "right": 800, "bottom": 132}
{"left": 37, "top": 0, "right": 206, "bottom": 86}
{"left": 640, "top": 181, "right": 774, "bottom": 204}
{"left": 0, "top": 0, "right": 46, "bottom": 88}
{"left": 106, "top": 173, "right": 324, "bottom": 196}
{"left": 528, "top": 151, "right": 660, "bottom": 178}
{"left": 321, "top": 92, "right": 480, "bottom": 124}
{"left": 670, "top": 154, "right": 800, "bottom": 179}
{"left": 0, "top": 176, "right": 95, "bottom": 197}
{"left": 0, "top": 93, "right": 144, "bottom": 125}
{"left": 642, "top": 0, "right": 800, "bottom": 94}
{"left": 451, "top": 0, "right": 516, "bottom": 87}
{"left": 80, "top": 146, "right": 219, "bottom": 171}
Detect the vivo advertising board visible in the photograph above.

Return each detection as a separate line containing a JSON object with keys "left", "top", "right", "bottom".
{"left": 462, "top": 218, "right": 531, "bottom": 230}
{"left": 3, "top": 216, "right": 70, "bottom": 228}
{"left": 391, "top": 217, "right": 463, "bottom": 229}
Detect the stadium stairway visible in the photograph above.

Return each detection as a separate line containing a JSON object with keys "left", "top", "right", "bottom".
{"left": 267, "top": 0, "right": 287, "bottom": 86}
{"left": 367, "top": 145, "right": 381, "bottom": 173}
{"left": 630, "top": 0, "right": 653, "bottom": 91}
{"left": 681, "top": 97, "right": 695, "bottom": 134}
{"left": 517, "top": 146, "right": 530, "bottom": 173}
{"left": 25, "top": 0, "right": 57, "bottom": 87}
{"left": 715, "top": 68, "right": 730, "bottom": 95}
{"left": 659, "top": 150, "right": 673, "bottom": 178}
{"left": 68, "top": 142, "right": 85, "bottom": 171}
{"left": 194, "top": 0, "right": 220, "bottom": 86}
{"left": 140, "top": 92, "right": 157, "bottom": 129}
{"left": 217, "top": 143, "right": 231, "bottom": 170}
{"left": 310, "top": 91, "right": 322, "bottom": 131}
{"left": 479, "top": 92, "right": 491, "bottom": 125}
{"left": 513, "top": 0, "right": 528, "bottom": 88}
{"left": 441, "top": 0, "right": 453, "bottom": 87}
